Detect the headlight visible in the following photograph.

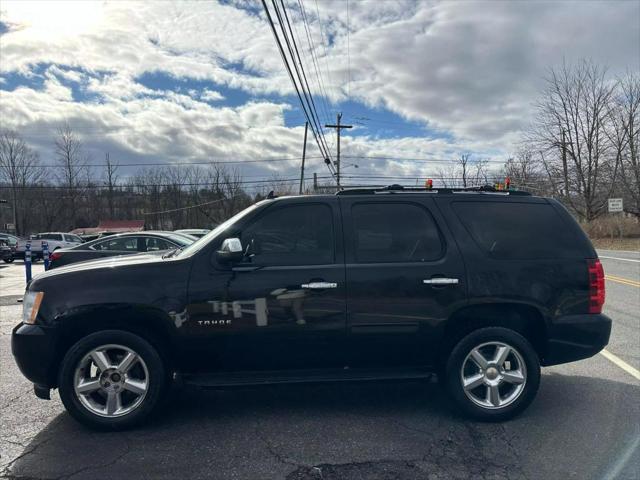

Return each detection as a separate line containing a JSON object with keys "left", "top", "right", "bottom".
{"left": 22, "top": 292, "right": 44, "bottom": 325}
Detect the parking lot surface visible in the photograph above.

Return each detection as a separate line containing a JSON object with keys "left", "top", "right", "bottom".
{"left": 1, "top": 251, "right": 638, "bottom": 480}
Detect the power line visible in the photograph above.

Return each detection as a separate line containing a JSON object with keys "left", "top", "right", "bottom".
{"left": 0, "top": 176, "right": 336, "bottom": 190}
{"left": 275, "top": 0, "right": 332, "bottom": 161}
{"left": 296, "top": 0, "right": 333, "bottom": 123}
{"left": 30, "top": 156, "right": 326, "bottom": 169}
{"left": 142, "top": 197, "right": 227, "bottom": 215}
{"left": 341, "top": 155, "right": 507, "bottom": 164}
{"left": 261, "top": 0, "right": 336, "bottom": 181}
{"left": 313, "top": 0, "right": 337, "bottom": 103}
{"left": 26, "top": 155, "right": 508, "bottom": 170}
{"left": 346, "top": 0, "right": 351, "bottom": 100}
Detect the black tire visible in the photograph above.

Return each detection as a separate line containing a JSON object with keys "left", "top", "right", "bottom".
{"left": 3, "top": 258, "right": 13, "bottom": 263}
{"left": 58, "top": 330, "right": 167, "bottom": 430}
{"left": 444, "top": 327, "right": 540, "bottom": 422}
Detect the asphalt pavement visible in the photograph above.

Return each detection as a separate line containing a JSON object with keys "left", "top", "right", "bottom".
{"left": 0, "top": 252, "right": 638, "bottom": 480}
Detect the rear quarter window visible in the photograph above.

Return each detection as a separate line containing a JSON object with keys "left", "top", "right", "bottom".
{"left": 452, "top": 201, "right": 581, "bottom": 259}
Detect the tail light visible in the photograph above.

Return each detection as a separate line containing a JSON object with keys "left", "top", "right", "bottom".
{"left": 49, "top": 251, "right": 62, "bottom": 262}
{"left": 587, "top": 259, "right": 605, "bottom": 313}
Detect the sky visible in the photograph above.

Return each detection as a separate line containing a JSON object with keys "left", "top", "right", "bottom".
{"left": 0, "top": 0, "right": 639, "bottom": 189}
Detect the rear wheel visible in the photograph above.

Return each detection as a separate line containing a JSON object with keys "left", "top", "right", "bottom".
{"left": 3, "top": 258, "right": 13, "bottom": 263}
{"left": 58, "top": 330, "right": 167, "bottom": 430}
{"left": 444, "top": 327, "right": 540, "bottom": 421}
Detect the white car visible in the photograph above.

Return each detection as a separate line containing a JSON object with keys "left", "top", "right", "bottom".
{"left": 15, "top": 232, "right": 83, "bottom": 259}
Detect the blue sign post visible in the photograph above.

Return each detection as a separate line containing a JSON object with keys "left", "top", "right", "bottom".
{"left": 42, "top": 241, "right": 50, "bottom": 271}
{"left": 25, "top": 241, "right": 32, "bottom": 283}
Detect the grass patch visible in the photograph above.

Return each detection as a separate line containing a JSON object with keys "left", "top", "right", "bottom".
{"left": 590, "top": 237, "right": 640, "bottom": 251}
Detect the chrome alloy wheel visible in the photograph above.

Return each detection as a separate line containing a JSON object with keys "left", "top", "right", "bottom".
{"left": 73, "top": 344, "right": 149, "bottom": 418}
{"left": 460, "top": 341, "right": 527, "bottom": 410}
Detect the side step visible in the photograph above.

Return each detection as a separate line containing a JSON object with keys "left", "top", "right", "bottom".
{"left": 181, "top": 367, "right": 434, "bottom": 388}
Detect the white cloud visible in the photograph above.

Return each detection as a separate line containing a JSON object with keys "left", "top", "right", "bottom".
{"left": 200, "top": 89, "right": 225, "bottom": 102}
{"left": 0, "top": 0, "right": 638, "bottom": 184}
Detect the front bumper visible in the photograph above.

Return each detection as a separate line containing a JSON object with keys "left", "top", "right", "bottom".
{"left": 11, "top": 323, "right": 60, "bottom": 388}
{"left": 542, "top": 313, "right": 612, "bottom": 366}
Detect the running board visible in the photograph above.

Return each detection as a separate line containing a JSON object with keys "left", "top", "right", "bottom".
{"left": 181, "top": 367, "right": 434, "bottom": 388}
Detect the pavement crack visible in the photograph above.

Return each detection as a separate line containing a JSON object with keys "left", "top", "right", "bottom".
{"left": 60, "top": 434, "right": 131, "bottom": 480}
{"left": 254, "top": 421, "right": 306, "bottom": 470}
{"left": 1, "top": 436, "right": 54, "bottom": 477}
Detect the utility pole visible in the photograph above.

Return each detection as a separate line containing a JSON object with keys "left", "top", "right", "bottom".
{"left": 325, "top": 113, "right": 352, "bottom": 188}
{"left": 299, "top": 122, "right": 308, "bottom": 195}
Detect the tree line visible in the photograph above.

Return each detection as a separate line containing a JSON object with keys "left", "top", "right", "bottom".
{"left": 1, "top": 60, "right": 638, "bottom": 237}
{"left": 438, "top": 61, "right": 638, "bottom": 222}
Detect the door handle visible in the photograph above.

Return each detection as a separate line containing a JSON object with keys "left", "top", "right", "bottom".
{"left": 423, "top": 278, "right": 459, "bottom": 285}
{"left": 301, "top": 282, "right": 338, "bottom": 289}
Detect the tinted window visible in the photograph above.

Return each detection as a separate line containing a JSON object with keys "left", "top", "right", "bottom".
{"left": 241, "top": 204, "right": 334, "bottom": 266}
{"left": 93, "top": 237, "right": 138, "bottom": 251}
{"left": 351, "top": 203, "right": 443, "bottom": 263}
{"left": 452, "top": 201, "right": 579, "bottom": 259}
{"left": 65, "top": 234, "right": 82, "bottom": 243}
{"left": 42, "top": 233, "right": 63, "bottom": 241}
{"left": 144, "top": 237, "right": 173, "bottom": 251}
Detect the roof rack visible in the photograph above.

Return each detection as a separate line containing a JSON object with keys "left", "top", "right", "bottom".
{"left": 335, "top": 184, "right": 532, "bottom": 196}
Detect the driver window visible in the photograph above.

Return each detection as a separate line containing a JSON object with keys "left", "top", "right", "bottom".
{"left": 241, "top": 204, "right": 334, "bottom": 266}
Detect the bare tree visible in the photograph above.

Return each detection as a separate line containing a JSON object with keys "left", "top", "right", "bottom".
{"left": 54, "top": 124, "right": 88, "bottom": 229}
{"left": 458, "top": 153, "right": 471, "bottom": 187}
{"left": 532, "top": 60, "right": 617, "bottom": 221}
{"left": 435, "top": 162, "right": 458, "bottom": 188}
{"left": 0, "top": 130, "right": 42, "bottom": 235}
{"left": 609, "top": 73, "right": 640, "bottom": 217}
{"left": 104, "top": 152, "right": 119, "bottom": 219}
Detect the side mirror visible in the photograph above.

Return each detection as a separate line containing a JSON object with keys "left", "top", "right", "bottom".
{"left": 216, "top": 237, "right": 244, "bottom": 263}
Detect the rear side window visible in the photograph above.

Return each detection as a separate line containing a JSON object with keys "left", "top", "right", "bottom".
{"left": 42, "top": 233, "right": 63, "bottom": 241}
{"left": 144, "top": 237, "right": 173, "bottom": 251}
{"left": 241, "top": 204, "right": 334, "bottom": 266}
{"left": 452, "top": 201, "right": 579, "bottom": 259}
{"left": 351, "top": 203, "right": 443, "bottom": 263}
{"left": 93, "top": 237, "right": 138, "bottom": 252}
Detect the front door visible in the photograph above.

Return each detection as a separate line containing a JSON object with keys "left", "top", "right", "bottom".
{"left": 185, "top": 199, "right": 347, "bottom": 372}
{"left": 340, "top": 197, "right": 467, "bottom": 368}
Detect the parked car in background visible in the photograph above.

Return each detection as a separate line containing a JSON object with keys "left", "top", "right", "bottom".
{"left": 174, "top": 228, "right": 210, "bottom": 238}
{"left": 15, "top": 233, "right": 83, "bottom": 260}
{"left": 0, "top": 232, "right": 19, "bottom": 246}
{"left": 48, "top": 231, "right": 194, "bottom": 269}
{"left": 0, "top": 233, "right": 18, "bottom": 262}
{"left": 0, "top": 239, "right": 15, "bottom": 263}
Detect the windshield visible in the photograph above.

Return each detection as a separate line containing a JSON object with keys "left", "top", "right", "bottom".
{"left": 176, "top": 201, "right": 266, "bottom": 258}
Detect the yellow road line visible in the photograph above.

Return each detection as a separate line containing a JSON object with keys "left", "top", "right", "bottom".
{"left": 605, "top": 275, "right": 640, "bottom": 288}
{"left": 600, "top": 349, "right": 640, "bottom": 381}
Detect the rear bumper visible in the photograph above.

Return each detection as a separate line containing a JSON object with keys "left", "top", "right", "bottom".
{"left": 11, "top": 323, "right": 59, "bottom": 388}
{"left": 542, "top": 313, "right": 612, "bottom": 366}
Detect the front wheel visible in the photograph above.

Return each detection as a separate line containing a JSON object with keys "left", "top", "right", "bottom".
{"left": 58, "top": 330, "right": 167, "bottom": 430}
{"left": 3, "top": 257, "right": 13, "bottom": 263}
{"left": 444, "top": 327, "right": 540, "bottom": 421}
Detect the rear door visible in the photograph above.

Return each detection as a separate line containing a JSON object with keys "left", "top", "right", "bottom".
{"left": 341, "top": 197, "right": 467, "bottom": 368}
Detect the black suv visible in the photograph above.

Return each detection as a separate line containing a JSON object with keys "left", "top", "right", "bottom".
{"left": 12, "top": 186, "right": 611, "bottom": 429}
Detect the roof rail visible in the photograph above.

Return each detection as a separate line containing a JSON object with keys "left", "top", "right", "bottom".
{"left": 335, "top": 184, "right": 531, "bottom": 196}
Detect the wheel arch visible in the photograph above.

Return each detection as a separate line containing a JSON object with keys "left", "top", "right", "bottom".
{"left": 438, "top": 303, "right": 547, "bottom": 368}
{"left": 51, "top": 305, "right": 176, "bottom": 387}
